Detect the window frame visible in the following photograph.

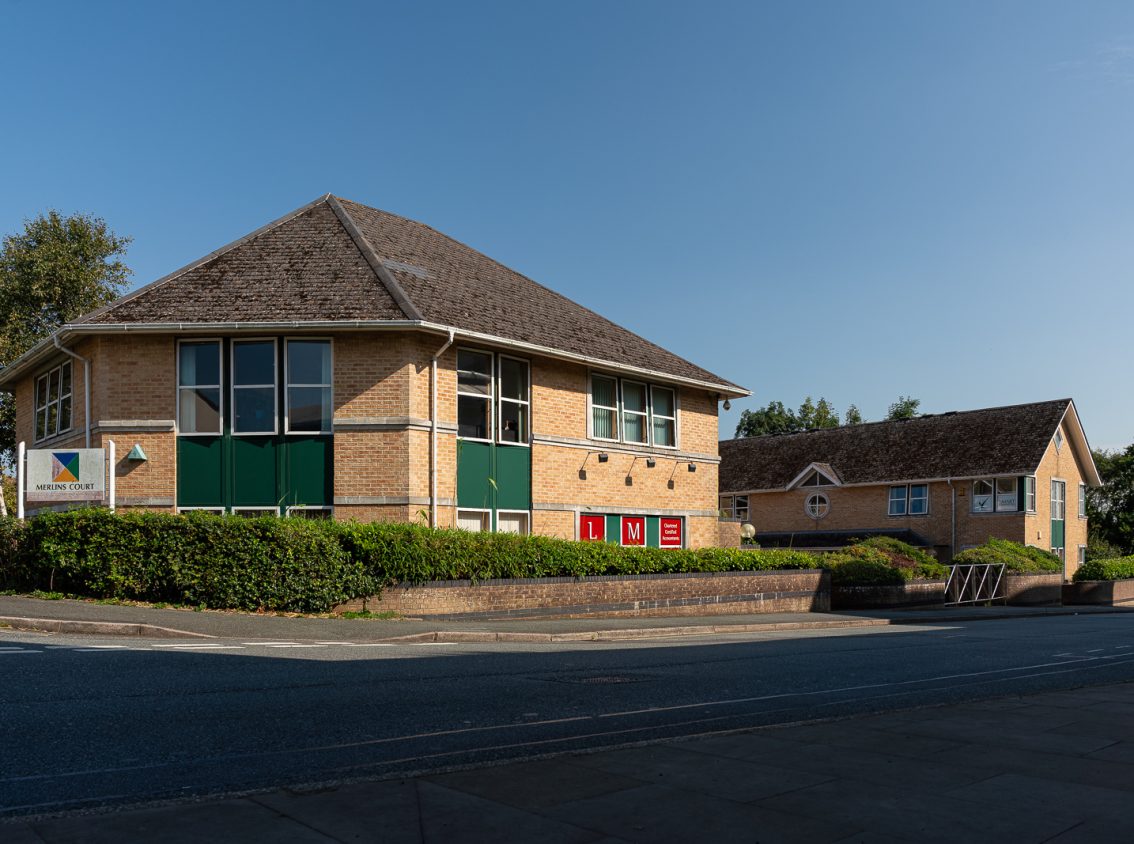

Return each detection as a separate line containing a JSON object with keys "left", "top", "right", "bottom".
{"left": 804, "top": 492, "right": 830, "bottom": 519}
{"left": 620, "top": 379, "right": 650, "bottom": 445}
{"left": 496, "top": 354, "right": 531, "bottom": 447}
{"left": 972, "top": 477, "right": 1021, "bottom": 513}
{"left": 176, "top": 507, "right": 226, "bottom": 516}
{"left": 1051, "top": 479, "right": 1066, "bottom": 521}
{"left": 495, "top": 509, "right": 531, "bottom": 535}
{"left": 231, "top": 506, "right": 280, "bottom": 518}
{"left": 285, "top": 505, "right": 334, "bottom": 520}
{"left": 888, "top": 485, "right": 908, "bottom": 516}
{"left": 230, "top": 338, "right": 279, "bottom": 436}
{"left": 1079, "top": 483, "right": 1087, "bottom": 519}
{"left": 733, "top": 495, "right": 749, "bottom": 521}
{"left": 589, "top": 373, "right": 620, "bottom": 443}
{"left": 33, "top": 361, "right": 73, "bottom": 443}
{"left": 456, "top": 347, "right": 496, "bottom": 443}
{"left": 909, "top": 483, "right": 929, "bottom": 515}
{"left": 456, "top": 507, "right": 492, "bottom": 533}
{"left": 1077, "top": 545, "right": 1087, "bottom": 565}
{"left": 284, "top": 337, "right": 334, "bottom": 435}
{"left": 1025, "top": 476, "right": 1037, "bottom": 513}
{"left": 176, "top": 339, "right": 224, "bottom": 437}
{"left": 650, "top": 384, "right": 678, "bottom": 449}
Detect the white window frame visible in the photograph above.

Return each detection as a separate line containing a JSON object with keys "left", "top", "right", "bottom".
{"left": 285, "top": 505, "right": 334, "bottom": 519}
{"left": 456, "top": 507, "right": 492, "bottom": 532}
{"left": 1077, "top": 545, "right": 1087, "bottom": 565}
{"left": 804, "top": 492, "right": 830, "bottom": 519}
{"left": 620, "top": 379, "right": 650, "bottom": 445}
{"left": 733, "top": 495, "right": 749, "bottom": 521}
{"left": 284, "top": 338, "right": 334, "bottom": 435}
{"left": 972, "top": 477, "right": 1020, "bottom": 513}
{"left": 456, "top": 348, "right": 495, "bottom": 443}
{"left": 1051, "top": 479, "right": 1066, "bottom": 521}
{"left": 888, "top": 485, "right": 908, "bottom": 516}
{"left": 1079, "top": 483, "right": 1087, "bottom": 519}
{"left": 972, "top": 479, "right": 995, "bottom": 513}
{"left": 495, "top": 509, "right": 531, "bottom": 535}
{"left": 589, "top": 373, "right": 620, "bottom": 443}
{"left": 177, "top": 339, "right": 224, "bottom": 436}
{"left": 649, "top": 384, "right": 678, "bottom": 449}
{"left": 231, "top": 506, "right": 280, "bottom": 518}
{"left": 33, "top": 361, "right": 73, "bottom": 443}
{"left": 230, "top": 338, "right": 278, "bottom": 436}
{"left": 496, "top": 354, "right": 531, "bottom": 447}
{"left": 1025, "top": 476, "right": 1037, "bottom": 513}
{"left": 176, "top": 507, "right": 226, "bottom": 515}
{"left": 909, "top": 484, "right": 929, "bottom": 515}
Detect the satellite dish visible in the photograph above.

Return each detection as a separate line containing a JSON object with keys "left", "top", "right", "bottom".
{"left": 740, "top": 523, "right": 756, "bottom": 540}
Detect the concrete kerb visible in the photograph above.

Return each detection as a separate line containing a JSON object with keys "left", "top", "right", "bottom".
{"left": 0, "top": 616, "right": 215, "bottom": 639}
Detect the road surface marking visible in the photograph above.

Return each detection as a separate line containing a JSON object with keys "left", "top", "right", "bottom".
{"left": 263, "top": 643, "right": 327, "bottom": 648}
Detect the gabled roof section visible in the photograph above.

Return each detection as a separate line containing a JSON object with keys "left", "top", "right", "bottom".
{"left": 786, "top": 462, "right": 842, "bottom": 490}
{"left": 721, "top": 399, "right": 1094, "bottom": 492}
{"left": 27, "top": 194, "right": 743, "bottom": 395}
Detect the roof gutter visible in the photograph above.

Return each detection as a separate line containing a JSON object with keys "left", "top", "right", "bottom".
{"left": 52, "top": 336, "right": 91, "bottom": 448}
{"left": 1, "top": 320, "right": 749, "bottom": 398}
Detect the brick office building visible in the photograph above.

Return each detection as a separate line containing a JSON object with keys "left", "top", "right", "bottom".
{"left": 719, "top": 400, "right": 1101, "bottom": 577}
{"left": 0, "top": 195, "right": 747, "bottom": 548}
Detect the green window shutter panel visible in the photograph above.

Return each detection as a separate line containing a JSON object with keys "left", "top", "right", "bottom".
{"left": 231, "top": 437, "right": 278, "bottom": 506}
{"left": 285, "top": 436, "right": 333, "bottom": 506}
{"left": 495, "top": 445, "right": 531, "bottom": 511}
{"left": 457, "top": 441, "right": 494, "bottom": 508}
{"left": 177, "top": 438, "right": 224, "bottom": 507}
{"left": 1017, "top": 477, "right": 1026, "bottom": 512}
{"left": 1051, "top": 519, "right": 1065, "bottom": 547}
{"left": 605, "top": 515, "right": 621, "bottom": 544}
{"left": 647, "top": 516, "right": 660, "bottom": 548}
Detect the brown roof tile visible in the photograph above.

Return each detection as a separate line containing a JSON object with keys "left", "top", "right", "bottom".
{"left": 720, "top": 399, "right": 1073, "bottom": 491}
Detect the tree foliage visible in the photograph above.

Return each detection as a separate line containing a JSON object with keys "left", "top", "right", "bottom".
{"left": 886, "top": 395, "right": 921, "bottom": 420}
{"left": 735, "top": 396, "right": 919, "bottom": 437}
{"left": 0, "top": 211, "right": 131, "bottom": 464}
{"left": 1088, "top": 445, "right": 1134, "bottom": 557}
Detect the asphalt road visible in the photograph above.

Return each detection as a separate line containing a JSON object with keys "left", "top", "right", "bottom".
{"left": 3, "top": 614, "right": 1134, "bottom": 817}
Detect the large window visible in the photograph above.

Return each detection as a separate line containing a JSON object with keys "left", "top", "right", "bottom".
{"left": 178, "top": 341, "right": 222, "bottom": 434}
{"left": 589, "top": 373, "right": 678, "bottom": 448}
{"left": 232, "top": 340, "right": 277, "bottom": 434}
{"left": 457, "top": 350, "right": 530, "bottom": 445}
{"left": 286, "top": 340, "right": 333, "bottom": 433}
{"left": 34, "top": 361, "right": 72, "bottom": 442}
{"left": 972, "top": 477, "right": 1020, "bottom": 513}
{"left": 497, "top": 356, "right": 529, "bottom": 444}
{"left": 1051, "top": 480, "right": 1066, "bottom": 521}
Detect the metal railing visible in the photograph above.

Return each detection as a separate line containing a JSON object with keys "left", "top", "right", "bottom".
{"left": 944, "top": 563, "right": 1006, "bottom": 605}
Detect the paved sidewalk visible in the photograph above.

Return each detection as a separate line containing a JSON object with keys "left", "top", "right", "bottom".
{"left": 0, "top": 594, "right": 1123, "bottom": 643}
{"left": 6, "top": 680, "right": 1132, "bottom": 842}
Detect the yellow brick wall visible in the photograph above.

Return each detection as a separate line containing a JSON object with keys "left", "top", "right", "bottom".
{"left": 1025, "top": 418, "right": 1090, "bottom": 578}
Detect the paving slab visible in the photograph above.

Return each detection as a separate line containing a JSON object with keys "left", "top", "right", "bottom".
{"left": 945, "top": 772, "right": 1134, "bottom": 821}
{"left": 251, "top": 779, "right": 423, "bottom": 843}
{"left": 416, "top": 781, "right": 603, "bottom": 844}
{"left": 428, "top": 757, "right": 643, "bottom": 810}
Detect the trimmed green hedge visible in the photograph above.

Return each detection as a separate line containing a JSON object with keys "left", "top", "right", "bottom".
{"left": 1073, "top": 556, "right": 1134, "bottom": 582}
{"left": 951, "top": 538, "right": 1062, "bottom": 573}
{"left": 824, "top": 538, "right": 949, "bottom": 586}
{"left": 0, "top": 510, "right": 822, "bottom": 612}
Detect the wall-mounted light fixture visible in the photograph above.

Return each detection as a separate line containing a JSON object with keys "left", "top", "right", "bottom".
{"left": 126, "top": 444, "right": 148, "bottom": 462}
{"left": 598, "top": 452, "right": 609, "bottom": 463}
{"left": 688, "top": 462, "right": 696, "bottom": 472}
{"left": 646, "top": 458, "right": 656, "bottom": 469}
{"left": 723, "top": 398, "right": 731, "bottom": 411}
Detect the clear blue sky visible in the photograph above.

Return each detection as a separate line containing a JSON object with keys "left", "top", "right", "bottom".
{"left": 3, "top": 1, "right": 1131, "bottom": 450}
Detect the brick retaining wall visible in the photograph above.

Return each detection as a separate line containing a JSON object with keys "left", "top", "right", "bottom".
{"left": 832, "top": 580, "right": 947, "bottom": 610}
{"left": 1005, "top": 573, "right": 1063, "bottom": 606}
{"left": 336, "top": 569, "right": 829, "bottom": 620}
{"left": 1063, "top": 579, "right": 1134, "bottom": 606}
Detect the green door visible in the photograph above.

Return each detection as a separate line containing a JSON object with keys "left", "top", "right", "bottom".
{"left": 1050, "top": 480, "right": 1066, "bottom": 565}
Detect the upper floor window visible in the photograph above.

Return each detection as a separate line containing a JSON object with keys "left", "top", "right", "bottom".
{"left": 34, "top": 361, "right": 72, "bottom": 442}
{"left": 178, "top": 341, "right": 222, "bottom": 434}
{"left": 1051, "top": 480, "right": 1066, "bottom": 521}
{"left": 232, "top": 340, "right": 277, "bottom": 434}
{"left": 805, "top": 492, "right": 830, "bottom": 519}
{"left": 1078, "top": 482, "right": 1087, "bottom": 519}
{"left": 972, "top": 477, "right": 1019, "bottom": 513}
{"left": 457, "top": 349, "right": 529, "bottom": 445}
{"left": 590, "top": 373, "right": 678, "bottom": 448}
{"left": 286, "top": 340, "right": 333, "bottom": 434}
{"left": 1025, "top": 476, "right": 1036, "bottom": 512}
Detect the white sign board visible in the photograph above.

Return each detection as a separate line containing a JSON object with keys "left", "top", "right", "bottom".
{"left": 26, "top": 448, "right": 106, "bottom": 502}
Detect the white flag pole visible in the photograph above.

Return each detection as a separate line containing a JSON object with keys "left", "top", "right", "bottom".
{"left": 108, "top": 440, "right": 116, "bottom": 513}
{"left": 17, "top": 441, "right": 25, "bottom": 521}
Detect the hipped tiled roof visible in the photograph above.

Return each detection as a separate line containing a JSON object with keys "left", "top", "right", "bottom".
{"left": 720, "top": 399, "right": 1075, "bottom": 491}
{"left": 77, "top": 194, "right": 743, "bottom": 392}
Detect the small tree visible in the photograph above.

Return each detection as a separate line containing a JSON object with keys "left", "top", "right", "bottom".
{"left": 886, "top": 396, "right": 921, "bottom": 420}
{"left": 844, "top": 404, "right": 864, "bottom": 425}
{"left": 0, "top": 211, "right": 131, "bottom": 466}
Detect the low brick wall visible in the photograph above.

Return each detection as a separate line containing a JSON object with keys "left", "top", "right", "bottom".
{"left": 336, "top": 569, "right": 829, "bottom": 620}
{"left": 1005, "top": 573, "right": 1063, "bottom": 606}
{"left": 1063, "top": 579, "right": 1134, "bottom": 607}
{"left": 832, "top": 580, "right": 946, "bottom": 610}
{"left": 717, "top": 519, "right": 743, "bottom": 549}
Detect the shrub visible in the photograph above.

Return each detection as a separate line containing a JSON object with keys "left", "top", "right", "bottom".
{"left": 0, "top": 516, "right": 26, "bottom": 587}
{"left": 855, "top": 537, "right": 949, "bottom": 580}
{"left": 824, "top": 547, "right": 905, "bottom": 586}
{"left": 951, "top": 538, "right": 1061, "bottom": 573}
{"left": 1073, "top": 556, "right": 1134, "bottom": 582}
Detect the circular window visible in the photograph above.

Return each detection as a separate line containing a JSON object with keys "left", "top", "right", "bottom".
{"left": 805, "top": 492, "right": 830, "bottom": 519}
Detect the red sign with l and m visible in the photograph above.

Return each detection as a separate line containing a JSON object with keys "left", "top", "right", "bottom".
{"left": 621, "top": 516, "right": 646, "bottom": 546}
{"left": 579, "top": 514, "right": 605, "bottom": 541}
{"left": 659, "top": 517, "right": 683, "bottom": 548}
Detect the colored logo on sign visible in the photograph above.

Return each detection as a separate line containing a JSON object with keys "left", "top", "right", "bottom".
{"left": 52, "top": 452, "right": 80, "bottom": 483}
{"left": 580, "top": 514, "right": 606, "bottom": 541}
